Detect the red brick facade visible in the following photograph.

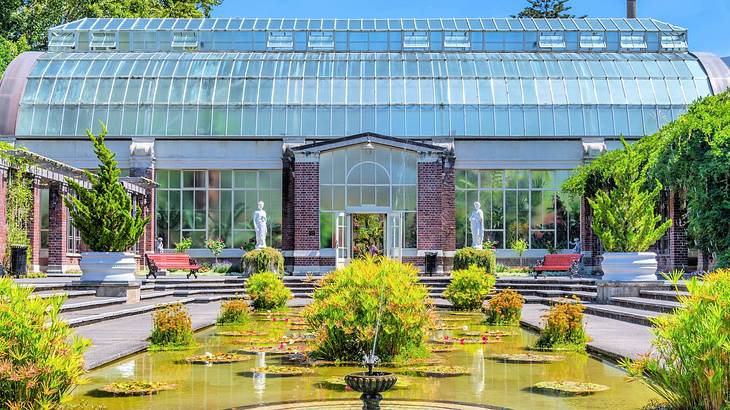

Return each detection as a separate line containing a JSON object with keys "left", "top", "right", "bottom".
{"left": 579, "top": 196, "right": 601, "bottom": 269}
{"left": 28, "top": 177, "right": 41, "bottom": 271}
{"left": 46, "top": 181, "right": 68, "bottom": 273}
{"left": 0, "top": 167, "right": 7, "bottom": 260}
{"left": 416, "top": 157, "right": 456, "bottom": 272}
{"left": 667, "top": 191, "right": 688, "bottom": 270}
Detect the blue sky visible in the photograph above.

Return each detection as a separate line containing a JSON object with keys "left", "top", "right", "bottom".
{"left": 212, "top": 0, "right": 730, "bottom": 57}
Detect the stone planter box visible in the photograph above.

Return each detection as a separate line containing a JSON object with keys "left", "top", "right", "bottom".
{"left": 80, "top": 252, "right": 137, "bottom": 282}
{"left": 601, "top": 252, "right": 658, "bottom": 282}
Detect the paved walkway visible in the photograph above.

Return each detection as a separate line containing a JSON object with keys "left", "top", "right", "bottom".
{"left": 74, "top": 301, "right": 221, "bottom": 370}
{"left": 520, "top": 304, "right": 654, "bottom": 362}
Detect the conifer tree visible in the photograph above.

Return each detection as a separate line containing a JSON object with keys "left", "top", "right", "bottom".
{"left": 588, "top": 140, "right": 671, "bottom": 252}
{"left": 513, "top": 0, "right": 584, "bottom": 18}
{"left": 64, "top": 123, "right": 149, "bottom": 252}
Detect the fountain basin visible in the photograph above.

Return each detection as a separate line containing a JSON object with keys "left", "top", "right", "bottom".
{"left": 345, "top": 372, "right": 398, "bottom": 394}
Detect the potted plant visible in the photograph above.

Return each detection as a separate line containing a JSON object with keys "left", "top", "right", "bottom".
{"left": 589, "top": 142, "right": 671, "bottom": 281}
{"left": 65, "top": 124, "right": 150, "bottom": 282}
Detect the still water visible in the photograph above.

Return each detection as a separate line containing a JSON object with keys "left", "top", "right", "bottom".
{"left": 70, "top": 311, "right": 657, "bottom": 410}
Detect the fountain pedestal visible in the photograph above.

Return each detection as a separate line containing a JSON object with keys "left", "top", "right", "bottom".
{"left": 345, "top": 372, "right": 398, "bottom": 410}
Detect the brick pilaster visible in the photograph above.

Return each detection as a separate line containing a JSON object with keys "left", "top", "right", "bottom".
{"left": 580, "top": 197, "right": 601, "bottom": 269}
{"left": 292, "top": 161, "right": 320, "bottom": 257}
{"left": 0, "top": 167, "right": 8, "bottom": 261}
{"left": 441, "top": 157, "right": 456, "bottom": 273}
{"left": 281, "top": 157, "right": 295, "bottom": 252}
{"left": 667, "top": 191, "right": 688, "bottom": 271}
{"left": 47, "top": 181, "right": 67, "bottom": 274}
{"left": 27, "top": 177, "right": 42, "bottom": 272}
{"left": 418, "top": 158, "right": 454, "bottom": 274}
{"left": 130, "top": 167, "right": 155, "bottom": 262}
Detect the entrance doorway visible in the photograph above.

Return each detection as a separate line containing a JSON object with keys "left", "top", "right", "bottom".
{"left": 334, "top": 211, "right": 403, "bottom": 269}
{"left": 351, "top": 214, "right": 385, "bottom": 258}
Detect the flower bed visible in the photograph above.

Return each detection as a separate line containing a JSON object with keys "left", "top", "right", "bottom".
{"left": 98, "top": 381, "right": 176, "bottom": 396}
{"left": 184, "top": 352, "right": 253, "bottom": 364}
{"left": 532, "top": 381, "right": 609, "bottom": 396}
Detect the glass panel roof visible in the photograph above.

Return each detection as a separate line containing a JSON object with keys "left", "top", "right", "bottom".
{"left": 16, "top": 51, "right": 710, "bottom": 139}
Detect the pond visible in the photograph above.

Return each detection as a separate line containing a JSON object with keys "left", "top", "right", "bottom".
{"left": 70, "top": 311, "right": 657, "bottom": 410}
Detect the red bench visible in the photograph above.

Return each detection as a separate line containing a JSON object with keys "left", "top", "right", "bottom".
{"left": 533, "top": 253, "right": 581, "bottom": 278}
{"left": 145, "top": 253, "right": 200, "bottom": 279}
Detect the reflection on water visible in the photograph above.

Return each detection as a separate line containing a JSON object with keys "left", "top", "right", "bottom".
{"left": 71, "top": 311, "right": 657, "bottom": 410}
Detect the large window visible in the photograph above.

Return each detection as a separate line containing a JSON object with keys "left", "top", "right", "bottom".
{"left": 319, "top": 144, "right": 417, "bottom": 249}
{"left": 455, "top": 169, "right": 579, "bottom": 250}
{"left": 156, "top": 169, "right": 282, "bottom": 249}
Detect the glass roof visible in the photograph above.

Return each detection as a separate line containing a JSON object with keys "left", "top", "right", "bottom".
{"left": 15, "top": 51, "right": 711, "bottom": 139}
{"left": 51, "top": 18, "right": 686, "bottom": 32}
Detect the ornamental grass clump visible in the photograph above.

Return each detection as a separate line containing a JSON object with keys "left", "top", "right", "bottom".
{"left": 622, "top": 269, "right": 730, "bottom": 410}
{"left": 303, "top": 256, "right": 432, "bottom": 362}
{"left": 535, "top": 297, "right": 589, "bottom": 351}
{"left": 0, "top": 278, "right": 90, "bottom": 408}
{"left": 453, "top": 247, "right": 496, "bottom": 274}
{"left": 483, "top": 289, "right": 524, "bottom": 325}
{"left": 444, "top": 265, "right": 496, "bottom": 311}
{"left": 245, "top": 271, "right": 292, "bottom": 310}
{"left": 217, "top": 297, "right": 251, "bottom": 325}
{"left": 241, "top": 248, "right": 284, "bottom": 275}
{"left": 149, "top": 303, "right": 195, "bottom": 350}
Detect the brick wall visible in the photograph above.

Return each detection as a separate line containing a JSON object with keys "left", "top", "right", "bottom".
{"left": 667, "top": 191, "right": 688, "bottom": 271}
{"left": 579, "top": 197, "right": 601, "bottom": 269}
{"left": 27, "top": 177, "right": 42, "bottom": 271}
{"left": 46, "top": 182, "right": 67, "bottom": 274}
{"left": 281, "top": 159, "right": 295, "bottom": 251}
{"left": 293, "top": 162, "right": 320, "bottom": 251}
{"left": 417, "top": 158, "right": 455, "bottom": 273}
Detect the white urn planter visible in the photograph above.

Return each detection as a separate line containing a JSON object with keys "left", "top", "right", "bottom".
{"left": 79, "top": 252, "right": 137, "bottom": 282}
{"left": 600, "top": 252, "right": 658, "bottom": 281}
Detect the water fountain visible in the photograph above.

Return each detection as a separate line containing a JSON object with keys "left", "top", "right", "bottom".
{"left": 344, "top": 280, "right": 397, "bottom": 410}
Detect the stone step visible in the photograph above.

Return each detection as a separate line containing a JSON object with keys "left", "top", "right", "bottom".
{"left": 63, "top": 296, "right": 197, "bottom": 327}
{"left": 533, "top": 290, "right": 596, "bottom": 302}
{"left": 32, "top": 289, "right": 97, "bottom": 299}
{"left": 496, "top": 283, "right": 597, "bottom": 292}
{"left": 582, "top": 304, "right": 660, "bottom": 326}
{"left": 60, "top": 297, "right": 126, "bottom": 313}
{"left": 149, "top": 283, "right": 246, "bottom": 290}
{"left": 610, "top": 296, "right": 681, "bottom": 314}
{"left": 140, "top": 290, "right": 176, "bottom": 300}
{"left": 639, "top": 289, "right": 688, "bottom": 302}
{"left": 498, "top": 278, "right": 597, "bottom": 285}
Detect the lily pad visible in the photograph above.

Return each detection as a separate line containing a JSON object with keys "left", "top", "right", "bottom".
{"left": 217, "top": 330, "right": 267, "bottom": 337}
{"left": 239, "top": 366, "right": 315, "bottom": 377}
{"left": 236, "top": 345, "right": 313, "bottom": 355}
{"left": 428, "top": 345, "right": 457, "bottom": 353}
{"left": 431, "top": 337, "right": 501, "bottom": 345}
{"left": 531, "top": 381, "right": 609, "bottom": 396}
{"left": 402, "top": 365, "right": 471, "bottom": 377}
{"left": 184, "top": 352, "right": 253, "bottom": 364}
{"left": 488, "top": 353, "right": 566, "bottom": 364}
{"left": 98, "top": 381, "right": 176, "bottom": 396}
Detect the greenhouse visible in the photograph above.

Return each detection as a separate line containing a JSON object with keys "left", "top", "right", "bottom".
{"left": 0, "top": 17, "right": 728, "bottom": 273}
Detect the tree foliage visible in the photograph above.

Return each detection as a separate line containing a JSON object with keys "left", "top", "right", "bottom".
{"left": 653, "top": 92, "right": 730, "bottom": 259}
{"left": 64, "top": 123, "right": 149, "bottom": 252}
{"left": 512, "top": 0, "right": 584, "bottom": 18}
{"left": 588, "top": 140, "right": 671, "bottom": 252}
{"left": 0, "top": 0, "right": 223, "bottom": 50}
{"left": 0, "top": 35, "right": 29, "bottom": 79}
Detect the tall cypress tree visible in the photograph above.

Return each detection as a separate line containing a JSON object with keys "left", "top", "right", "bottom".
{"left": 513, "top": 0, "right": 584, "bottom": 18}
{"left": 64, "top": 123, "right": 149, "bottom": 252}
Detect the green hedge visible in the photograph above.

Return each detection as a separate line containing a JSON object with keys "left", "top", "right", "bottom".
{"left": 241, "top": 247, "right": 284, "bottom": 275}
{"left": 246, "top": 271, "right": 292, "bottom": 310}
{"left": 453, "top": 247, "right": 496, "bottom": 275}
{"left": 444, "top": 265, "right": 496, "bottom": 311}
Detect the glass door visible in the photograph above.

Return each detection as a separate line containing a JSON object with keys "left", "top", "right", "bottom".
{"left": 335, "top": 212, "right": 348, "bottom": 269}
{"left": 386, "top": 212, "right": 403, "bottom": 260}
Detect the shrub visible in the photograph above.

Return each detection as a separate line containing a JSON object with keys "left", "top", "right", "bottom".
{"left": 0, "top": 278, "right": 90, "bottom": 407}
{"left": 622, "top": 269, "right": 730, "bottom": 410}
{"left": 444, "top": 265, "right": 496, "bottom": 311}
{"left": 64, "top": 123, "right": 149, "bottom": 251}
{"left": 535, "top": 297, "right": 589, "bottom": 351}
{"left": 453, "top": 247, "right": 496, "bottom": 275}
{"left": 303, "top": 257, "right": 432, "bottom": 362}
{"left": 149, "top": 303, "right": 194, "bottom": 350}
{"left": 241, "top": 247, "right": 284, "bottom": 275}
{"left": 174, "top": 237, "right": 192, "bottom": 253}
{"left": 483, "top": 289, "right": 524, "bottom": 325}
{"left": 212, "top": 262, "right": 232, "bottom": 274}
{"left": 245, "top": 271, "right": 292, "bottom": 310}
{"left": 217, "top": 297, "right": 251, "bottom": 325}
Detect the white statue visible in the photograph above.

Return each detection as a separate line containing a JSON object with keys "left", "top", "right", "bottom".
{"left": 253, "top": 201, "right": 267, "bottom": 249}
{"left": 469, "top": 201, "right": 484, "bottom": 249}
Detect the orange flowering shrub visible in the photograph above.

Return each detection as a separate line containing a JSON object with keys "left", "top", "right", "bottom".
{"left": 483, "top": 289, "right": 524, "bottom": 325}
{"left": 217, "top": 297, "right": 251, "bottom": 324}
{"left": 535, "top": 296, "right": 588, "bottom": 350}
{"left": 150, "top": 303, "right": 194, "bottom": 349}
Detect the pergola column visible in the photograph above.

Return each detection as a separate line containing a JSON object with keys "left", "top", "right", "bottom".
{"left": 580, "top": 197, "right": 601, "bottom": 270}
{"left": 0, "top": 166, "right": 8, "bottom": 260}
{"left": 130, "top": 138, "right": 156, "bottom": 262}
{"left": 47, "top": 181, "right": 68, "bottom": 274}
{"left": 667, "top": 190, "right": 688, "bottom": 271}
{"left": 416, "top": 150, "right": 455, "bottom": 274}
{"left": 27, "top": 176, "right": 42, "bottom": 272}
{"left": 290, "top": 155, "right": 320, "bottom": 274}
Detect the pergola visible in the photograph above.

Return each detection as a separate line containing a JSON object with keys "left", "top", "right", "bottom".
{"left": 0, "top": 149, "right": 156, "bottom": 274}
